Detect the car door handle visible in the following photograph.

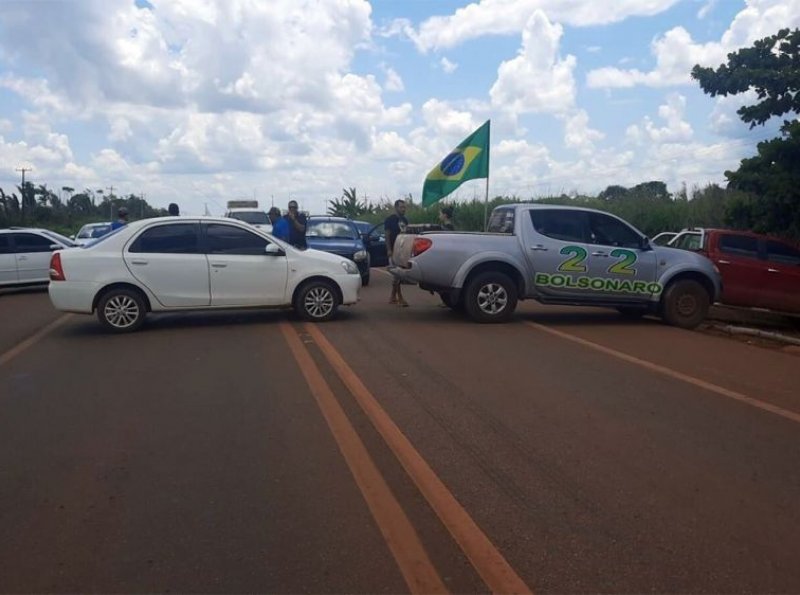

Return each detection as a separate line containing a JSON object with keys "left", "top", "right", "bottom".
{"left": 211, "top": 263, "right": 228, "bottom": 268}
{"left": 767, "top": 268, "right": 780, "bottom": 273}
{"left": 717, "top": 260, "right": 731, "bottom": 265}
{"left": 17, "top": 256, "right": 27, "bottom": 261}
{"left": 130, "top": 259, "right": 148, "bottom": 265}
{"left": 530, "top": 245, "right": 548, "bottom": 251}
{"left": 592, "top": 251, "right": 608, "bottom": 257}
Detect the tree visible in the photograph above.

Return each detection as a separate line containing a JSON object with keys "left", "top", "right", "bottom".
{"left": 692, "top": 28, "right": 800, "bottom": 238}
{"left": 327, "top": 187, "right": 373, "bottom": 218}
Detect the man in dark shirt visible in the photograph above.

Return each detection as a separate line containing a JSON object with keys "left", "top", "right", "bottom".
{"left": 384, "top": 199, "right": 409, "bottom": 306}
{"left": 284, "top": 200, "right": 307, "bottom": 248}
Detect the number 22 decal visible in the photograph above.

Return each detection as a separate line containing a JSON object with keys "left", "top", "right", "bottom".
{"left": 557, "top": 246, "right": 588, "bottom": 272}
{"left": 556, "top": 245, "right": 638, "bottom": 275}
{"left": 607, "top": 249, "right": 637, "bottom": 275}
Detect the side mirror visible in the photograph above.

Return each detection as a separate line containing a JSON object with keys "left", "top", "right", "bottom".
{"left": 361, "top": 232, "right": 371, "bottom": 243}
{"left": 265, "top": 243, "right": 284, "bottom": 256}
{"left": 640, "top": 237, "right": 652, "bottom": 251}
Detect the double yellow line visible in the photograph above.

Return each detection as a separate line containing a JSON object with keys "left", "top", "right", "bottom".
{"left": 280, "top": 322, "right": 532, "bottom": 595}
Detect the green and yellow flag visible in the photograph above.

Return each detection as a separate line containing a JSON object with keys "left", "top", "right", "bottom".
{"left": 422, "top": 120, "right": 490, "bottom": 207}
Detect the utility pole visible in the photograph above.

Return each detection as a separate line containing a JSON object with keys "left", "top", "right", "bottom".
{"left": 15, "top": 166, "right": 32, "bottom": 221}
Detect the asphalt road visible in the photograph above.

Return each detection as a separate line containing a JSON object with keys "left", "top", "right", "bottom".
{"left": 1, "top": 274, "right": 799, "bottom": 593}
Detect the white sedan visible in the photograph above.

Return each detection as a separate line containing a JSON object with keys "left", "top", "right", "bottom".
{"left": 48, "top": 216, "right": 362, "bottom": 332}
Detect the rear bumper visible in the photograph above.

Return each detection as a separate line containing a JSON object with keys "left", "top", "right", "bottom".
{"left": 48, "top": 281, "right": 97, "bottom": 313}
{"left": 387, "top": 261, "right": 422, "bottom": 285}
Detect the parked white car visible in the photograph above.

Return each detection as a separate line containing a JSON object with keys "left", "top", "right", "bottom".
{"left": 0, "top": 228, "right": 76, "bottom": 287}
{"left": 48, "top": 217, "right": 361, "bottom": 332}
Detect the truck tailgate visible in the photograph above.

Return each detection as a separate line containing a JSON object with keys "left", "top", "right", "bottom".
{"left": 392, "top": 234, "right": 419, "bottom": 268}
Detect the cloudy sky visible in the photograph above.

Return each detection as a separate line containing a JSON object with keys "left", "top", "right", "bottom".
{"left": 0, "top": 0, "right": 797, "bottom": 215}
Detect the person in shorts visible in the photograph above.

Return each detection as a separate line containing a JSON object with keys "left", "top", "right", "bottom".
{"left": 384, "top": 199, "right": 409, "bottom": 307}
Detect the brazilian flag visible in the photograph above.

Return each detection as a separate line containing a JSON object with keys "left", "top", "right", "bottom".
{"left": 422, "top": 120, "right": 490, "bottom": 207}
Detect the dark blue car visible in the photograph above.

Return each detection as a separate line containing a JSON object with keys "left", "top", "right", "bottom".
{"left": 305, "top": 216, "right": 370, "bottom": 285}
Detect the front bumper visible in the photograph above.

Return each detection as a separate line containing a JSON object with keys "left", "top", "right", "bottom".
{"left": 337, "top": 274, "right": 361, "bottom": 305}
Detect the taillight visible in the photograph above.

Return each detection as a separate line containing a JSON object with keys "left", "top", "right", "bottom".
{"left": 49, "top": 252, "right": 65, "bottom": 281}
{"left": 411, "top": 237, "right": 433, "bottom": 257}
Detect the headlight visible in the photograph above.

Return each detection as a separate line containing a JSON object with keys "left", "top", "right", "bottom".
{"left": 341, "top": 260, "right": 359, "bottom": 274}
{"left": 353, "top": 250, "right": 367, "bottom": 262}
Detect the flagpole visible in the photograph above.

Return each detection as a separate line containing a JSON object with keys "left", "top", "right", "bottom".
{"left": 484, "top": 119, "right": 491, "bottom": 231}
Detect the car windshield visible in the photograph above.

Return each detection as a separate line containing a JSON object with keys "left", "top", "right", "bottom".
{"left": 229, "top": 211, "right": 269, "bottom": 224}
{"left": 78, "top": 224, "right": 112, "bottom": 239}
{"left": 41, "top": 230, "right": 77, "bottom": 247}
{"left": 306, "top": 221, "right": 358, "bottom": 240}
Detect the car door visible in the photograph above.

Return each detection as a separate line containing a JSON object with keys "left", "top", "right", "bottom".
{"left": 710, "top": 233, "right": 761, "bottom": 308}
{"left": 11, "top": 232, "right": 57, "bottom": 282}
{"left": 760, "top": 239, "right": 800, "bottom": 313}
{"left": 585, "top": 212, "right": 658, "bottom": 302}
{"left": 0, "top": 235, "right": 18, "bottom": 284}
{"left": 366, "top": 223, "right": 388, "bottom": 267}
{"left": 124, "top": 222, "right": 210, "bottom": 308}
{"left": 525, "top": 208, "right": 595, "bottom": 299}
{"left": 205, "top": 223, "right": 289, "bottom": 306}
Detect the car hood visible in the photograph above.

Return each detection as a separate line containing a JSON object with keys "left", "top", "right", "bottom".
{"left": 305, "top": 237, "right": 363, "bottom": 255}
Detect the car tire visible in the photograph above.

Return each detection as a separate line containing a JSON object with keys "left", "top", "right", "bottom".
{"left": 463, "top": 271, "right": 517, "bottom": 323}
{"left": 295, "top": 280, "right": 339, "bottom": 322}
{"left": 661, "top": 279, "right": 710, "bottom": 329}
{"left": 96, "top": 287, "right": 147, "bottom": 333}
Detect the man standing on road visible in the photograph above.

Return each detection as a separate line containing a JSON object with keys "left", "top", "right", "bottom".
{"left": 111, "top": 207, "right": 129, "bottom": 230}
{"left": 385, "top": 199, "right": 409, "bottom": 307}
{"left": 439, "top": 205, "right": 455, "bottom": 231}
{"left": 284, "top": 200, "right": 307, "bottom": 249}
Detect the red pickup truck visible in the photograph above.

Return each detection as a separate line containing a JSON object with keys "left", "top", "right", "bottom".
{"left": 671, "top": 228, "right": 800, "bottom": 314}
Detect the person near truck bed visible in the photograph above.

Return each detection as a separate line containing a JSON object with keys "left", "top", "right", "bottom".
{"left": 385, "top": 199, "right": 409, "bottom": 307}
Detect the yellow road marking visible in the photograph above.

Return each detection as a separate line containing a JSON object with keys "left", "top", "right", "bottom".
{"left": 524, "top": 321, "right": 800, "bottom": 425}
{"left": 0, "top": 314, "right": 72, "bottom": 368}
{"left": 305, "top": 323, "right": 533, "bottom": 595}
{"left": 278, "top": 322, "right": 447, "bottom": 594}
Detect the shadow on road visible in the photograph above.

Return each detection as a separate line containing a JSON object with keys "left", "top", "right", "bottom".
{"left": 0, "top": 285, "right": 48, "bottom": 298}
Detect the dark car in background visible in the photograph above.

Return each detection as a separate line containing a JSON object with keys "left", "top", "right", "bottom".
{"left": 306, "top": 216, "right": 370, "bottom": 285}
{"left": 353, "top": 220, "right": 388, "bottom": 268}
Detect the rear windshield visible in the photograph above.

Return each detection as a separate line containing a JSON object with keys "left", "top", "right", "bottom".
{"left": 78, "top": 224, "right": 112, "bottom": 239}
{"left": 83, "top": 225, "right": 125, "bottom": 248}
{"left": 487, "top": 208, "right": 515, "bottom": 234}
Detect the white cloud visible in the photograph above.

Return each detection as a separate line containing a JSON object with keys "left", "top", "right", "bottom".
{"left": 697, "top": 0, "right": 719, "bottom": 19}
{"left": 405, "top": 0, "right": 682, "bottom": 52}
{"left": 587, "top": 0, "right": 800, "bottom": 88}
{"left": 489, "top": 11, "right": 576, "bottom": 115}
{"left": 562, "top": 109, "right": 605, "bottom": 153}
{"left": 384, "top": 67, "right": 405, "bottom": 92}
{"left": 627, "top": 93, "right": 694, "bottom": 144}
{"left": 440, "top": 57, "right": 459, "bottom": 74}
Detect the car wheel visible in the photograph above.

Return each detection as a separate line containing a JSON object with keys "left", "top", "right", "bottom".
{"left": 295, "top": 280, "right": 339, "bottom": 322}
{"left": 463, "top": 272, "right": 517, "bottom": 323}
{"left": 617, "top": 306, "right": 647, "bottom": 319}
{"left": 661, "top": 279, "right": 710, "bottom": 329}
{"left": 97, "top": 288, "right": 147, "bottom": 332}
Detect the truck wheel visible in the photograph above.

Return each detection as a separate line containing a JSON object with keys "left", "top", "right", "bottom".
{"left": 97, "top": 287, "right": 147, "bottom": 333}
{"left": 440, "top": 292, "right": 463, "bottom": 311}
{"left": 464, "top": 272, "right": 517, "bottom": 323}
{"left": 661, "top": 279, "right": 710, "bottom": 329}
{"left": 294, "top": 280, "right": 339, "bottom": 322}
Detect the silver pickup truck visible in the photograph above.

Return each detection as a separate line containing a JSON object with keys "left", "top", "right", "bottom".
{"left": 392, "top": 204, "right": 721, "bottom": 328}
